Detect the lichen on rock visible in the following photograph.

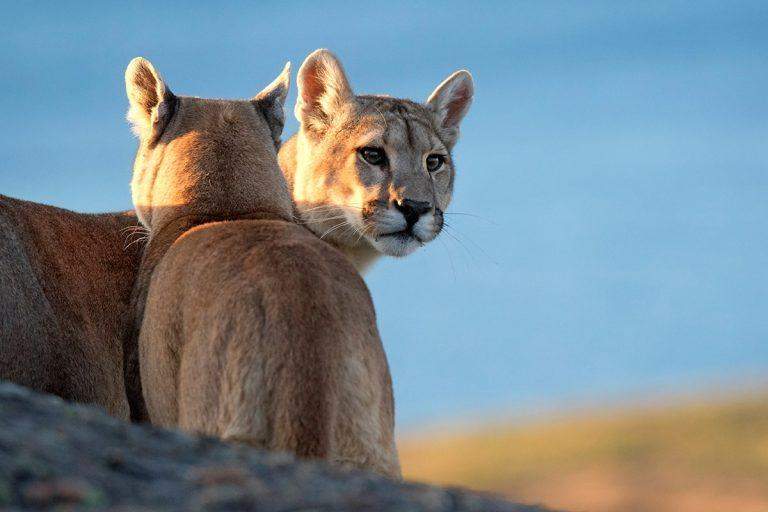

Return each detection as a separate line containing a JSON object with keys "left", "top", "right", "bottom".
{"left": 0, "top": 382, "right": 555, "bottom": 511}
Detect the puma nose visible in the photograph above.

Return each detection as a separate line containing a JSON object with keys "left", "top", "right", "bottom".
{"left": 394, "top": 199, "right": 432, "bottom": 229}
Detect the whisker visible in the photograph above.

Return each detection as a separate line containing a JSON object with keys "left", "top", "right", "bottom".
{"left": 124, "top": 235, "right": 148, "bottom": 252}
{"left": 338, "top": 223, "right": 362, "bottom": 242}
{"left": 443, "top": 221, "right": 499, "bottom": 266}
{"left": 120, "top": 224, "right": 147, "bottom": 233}
{"left": 299, "top": 203, "right": 363, "bottom": 214}
{"left": 319, "top": 220, "right": 351, "bottom": 240}
{"left": 121, "top": 228, "right": 148, "bottom": 240}
{"left": 123, "top": 227, "right": 148, "bottom": 235}
{"left": 441, "top": 226, "right": 477, "bottom": 267}
{"left": 298, "top": 214, "right": 350, "bottom": 225}
{"left": 123, "top": 226, "right": 149, "bottom": 248}
{"left": 443, "top": 211, "right": 499, "bottom": 226}
{"left": 354, "top": 223, "right": 372, "bottom": 244}
{"left": 298, "top": 205, "right": 339, "bottom": 213}
{"left": 437, "top": 236, "right": 457, "bottom": 283}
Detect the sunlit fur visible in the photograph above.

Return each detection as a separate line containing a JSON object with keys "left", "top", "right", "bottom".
{"left": 125, "top": 58, "right": 400, "bottom": 478}
{"left": 0, "top": 196, "right": 140, "bottom": 419}
{"left": 279, "top": 49, "right": 473, "bottom": 273}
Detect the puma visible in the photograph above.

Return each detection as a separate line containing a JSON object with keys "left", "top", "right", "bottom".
{"left": 280, "top": 49, "right": 474, "bottom": 272}
{"left": 0, "top": 49, "right": 472, "bottom": 427}
{"left": 0, "top": 197, "right": 139, "bottom": 419}
{"left": 124, "top": 58, "right": 400, "bottom": 477}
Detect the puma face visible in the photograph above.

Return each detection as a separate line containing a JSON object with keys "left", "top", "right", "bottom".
{"left": 290, "top": 49, "right": 473, "bottom": 258}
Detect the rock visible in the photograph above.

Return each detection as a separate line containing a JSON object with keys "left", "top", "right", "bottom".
{"left": 0, "top": 382, "right": 556, "bottom": 511}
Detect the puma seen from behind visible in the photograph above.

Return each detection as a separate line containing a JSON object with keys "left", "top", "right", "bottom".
{"left": 125, "top": 58, "right": 400, "bottom": 477}
{"left": 0, "top": 199, "right": 139, "bottom": 418}
{"left": 0, "top": 49, "right": 471, "bottom": 424}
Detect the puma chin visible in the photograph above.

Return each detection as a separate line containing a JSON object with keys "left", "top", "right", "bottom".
{"left": 281, "top": 49, "right": 473, "bottom": 272}
{"left": 362, "top": 201, "right": 443, "bottom": 257}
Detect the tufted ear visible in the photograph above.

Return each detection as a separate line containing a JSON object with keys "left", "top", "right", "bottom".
{"left": 125, "top": 57, "right": 175, "bottom": 139}
{"left": 295, "top": 49, "right": 355, "bottom": 133}
{"left": 253, "top": 61, "right": 291, "bottom": 143}
{"left": 426, "top": 70, "right": 474, "bottom": 147}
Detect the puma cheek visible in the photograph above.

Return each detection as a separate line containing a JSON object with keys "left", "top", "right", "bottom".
{"left": 413, "top": 213, "right": 439, "bottom": 243}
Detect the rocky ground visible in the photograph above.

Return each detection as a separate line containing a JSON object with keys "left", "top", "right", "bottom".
{"left": 0, "top": 382, "right": 554, "bottom": 511}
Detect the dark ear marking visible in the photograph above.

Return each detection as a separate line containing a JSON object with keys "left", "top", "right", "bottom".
{"left": 125, "top": 57, "right": 176, "bottom": 140}
{"left": 253, "top": 61, "right": 291, "bottom": 144}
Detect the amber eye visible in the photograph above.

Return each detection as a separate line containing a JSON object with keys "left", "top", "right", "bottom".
{"left": 426, "top": 154, "right": 445, "bottom": 172}
{"left": 359, "top": 147, "right": 387, "bottom": 166}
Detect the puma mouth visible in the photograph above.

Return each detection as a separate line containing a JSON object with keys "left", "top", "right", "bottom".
{"left": 376, "top": 229, "right": 423, "bottom": 244}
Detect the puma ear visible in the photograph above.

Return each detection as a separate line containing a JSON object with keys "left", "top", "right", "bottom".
{"left": 125, "top": 57, "right": 175, "bottom": 139}
{"left": 426, "top": 70, "right": 474, "bottom": 147}
{"left": 295, "top": 49, "right": 355, "bottom": 133}
{"left": 253, "top": 61, "right": 291, "bottom": 143}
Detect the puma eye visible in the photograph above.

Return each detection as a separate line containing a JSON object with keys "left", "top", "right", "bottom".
{"left": 359, "top": 147, "right": 387, "bottom": 166}
{"left": 426, "top": 154, "right": 445, "bottom": 172}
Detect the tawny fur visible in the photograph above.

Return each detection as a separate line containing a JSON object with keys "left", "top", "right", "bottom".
{"left": 0, "top": 196, "right": 140, "bottom": 418}
{"left": 279, "top": 49, "right": 474, "bottom": 273}
{"left": 124, "top": 58, "right": 400, "bottom": 478}
{"left": 0, "top": 49, "right": 471, "bottom": 431}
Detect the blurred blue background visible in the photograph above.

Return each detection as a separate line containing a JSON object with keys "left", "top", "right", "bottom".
{"left": 1, "top": 1, "right": 766, "bottom": 430}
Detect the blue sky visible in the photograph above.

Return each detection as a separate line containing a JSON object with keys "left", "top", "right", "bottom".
{"left": 1, "top": 1, "right": 767, "bottom": 430}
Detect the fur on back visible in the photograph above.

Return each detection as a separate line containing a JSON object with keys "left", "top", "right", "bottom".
{"left": 125, "top": 58, "right": 400, "bottom": 477}
{"left": 0, "top": 195, "right": 140, "bottom": 418}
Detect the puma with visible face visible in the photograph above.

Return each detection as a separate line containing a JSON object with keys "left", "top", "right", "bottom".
{"left": 125, "top": 58, "right": 400, "bottom": 477}
{"left": 279, "top": 49, "right": 474, "bottom": 273}
{"left": 0, "top": 49, "right": 471, "bottom": 425}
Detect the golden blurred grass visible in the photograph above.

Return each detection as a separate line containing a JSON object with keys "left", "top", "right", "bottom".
{"left": 399, "top": 393, "right": 768, "bottom": 512}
